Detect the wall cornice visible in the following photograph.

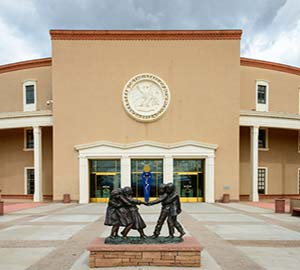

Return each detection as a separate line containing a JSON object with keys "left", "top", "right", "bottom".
{"left": 50, "top": 29, "right": 242, "bottom": 40}
{"left": 0, "top": 58, "right": 52, "bottom": 74}
{"left": 241, "top": 57, "right": 300, "bottom": 76}
{"left": 240, "top": 110, "right": 300, "bottom": 130}
{"left": 0, "top": 110, "right": 53, "bottom": 129}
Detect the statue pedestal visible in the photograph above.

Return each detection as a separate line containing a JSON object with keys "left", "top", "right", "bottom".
{"left": 87, "top": 236, "right": 202, "bottom": 268}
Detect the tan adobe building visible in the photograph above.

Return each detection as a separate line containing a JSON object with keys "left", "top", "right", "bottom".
{"left": 0, "top": 30, "right": 300, "bottom": 203}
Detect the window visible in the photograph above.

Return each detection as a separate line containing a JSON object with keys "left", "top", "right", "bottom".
{"left": 258, "top": 128, "right": 268, "bottom": 150}
{"left": 173, "top": 159, "right": 204, "bottom": 200}
{"left": 89, "top": 159, "right": 120, "bottom": 201}
{"left": 298, "top": 131, "right": 300, "bottom": 153}
{"left": 23, "top": 80, "right": 36, "bottom": 111}
{"left": 257, "top": 85, "right": 266, "bottom": 104}
{"left": 256, "top": 80, "right": 269, "bottom": 112}
{"left": 298, "top": 169, "right": 300, "bottom": 194}
{"left": 25, "top": 167, "right": 34, "bottom": 195}
{"left": 258, "top": 168, "right": 267, "bottom": 194}
{"left": 24, "top": 128, "right": 34, "bottom": 150}
{"left": 298, "top": 89, "right": 300, "bottom": 114}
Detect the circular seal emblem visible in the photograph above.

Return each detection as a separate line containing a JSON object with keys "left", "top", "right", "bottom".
{"left": 122, "top": 73, "right": 170, "bottom": 122}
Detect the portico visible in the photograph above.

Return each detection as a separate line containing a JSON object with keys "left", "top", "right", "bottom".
{"left": 75, "top": 141, "right": 218, "bottom": 204}
{"left": 0, "top": 111, "right": 53, "bottom": 202}
{"left": 240, "top": 110, "right": 300, "bottom": 201}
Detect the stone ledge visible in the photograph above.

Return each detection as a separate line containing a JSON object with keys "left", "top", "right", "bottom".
{"left": 87, "top": 237, "right": 202, "bottom": 267}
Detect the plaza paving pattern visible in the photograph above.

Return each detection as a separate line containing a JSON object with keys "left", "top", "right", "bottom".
{"left": 0, "top": 202, "right": 300, "bottom": 269}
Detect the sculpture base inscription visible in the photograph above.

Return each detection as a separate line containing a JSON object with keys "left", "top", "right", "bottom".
{"left": 88, "top": 237, "right": 202, "bottom": 268}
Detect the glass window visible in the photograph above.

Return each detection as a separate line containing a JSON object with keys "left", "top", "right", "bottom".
{"left": 257, "top": 85, "right": 266, "bottom": 104}
{"left": 258, "top": 129, "right": 267, "bottom": 149}
{"left": 298, "top": 131, "right": 300, "bottom": 153}
{"left": 25, "top": 85, "right": 35, "bottom": 104}
{"left": 298, "top": 169, "right": 300, "bottom": 194}
{"left": 131, "top": 159, "right": 163, "bottom": 198}
{"left": 26, "top": 168, "right": 34, "bottom": 195}
{"left": 173, "top": 159, "right": 204, "bottom": 172}
{"left": 89, "top": 159, "right": 120, "bottom": 199}
{"left": 25, "top": 129, "right": 34, "bottom": 149}
{"left": 173, "top": 159, "right": 204, "bottom": 199}
{"left": 258, "top": 168, "right": 266, "bottom": 194}
{"left": 90, "top": 159, "right": 120, "bottom": 172}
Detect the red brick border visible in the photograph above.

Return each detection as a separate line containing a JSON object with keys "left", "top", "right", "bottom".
{"left": 0, "top": 58, "right": 51, "bottom": 74}
{"left": 50, "top": 29, "right": 242, "bottom": 40}
{"left": 241, "top": 57, "right": 300, "bottom": 76}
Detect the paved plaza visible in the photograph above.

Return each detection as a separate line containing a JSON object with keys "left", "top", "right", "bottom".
{"left": 0, "top": 202, "right": 300, "bottom": 270}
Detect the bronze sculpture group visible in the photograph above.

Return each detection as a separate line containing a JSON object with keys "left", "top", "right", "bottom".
{"left": 104, "top": 183, "right": 185, "bottom": 240}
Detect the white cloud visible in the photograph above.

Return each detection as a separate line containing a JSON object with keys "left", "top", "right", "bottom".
{"left": 242, "top": 20, "right": 300, "bottom": 67}
{"left": 241, "top": 0, "right": 300, "bottom": 67}
{"left": 0, "top": 0, "right": 299, "bottom": 67}
{"left": 0, "top": 17, "right": 42, "bottom": 64}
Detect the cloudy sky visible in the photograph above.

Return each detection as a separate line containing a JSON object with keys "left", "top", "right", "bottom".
{"left": 0, "top": 0, "right": 300, "bottom": 67}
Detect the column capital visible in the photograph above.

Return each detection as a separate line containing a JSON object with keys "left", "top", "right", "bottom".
{"left": 251, "top": 125, "right": 260, "bottom": 131}
{"left": 33, "top": 126, "right": 42, "bottom": 134}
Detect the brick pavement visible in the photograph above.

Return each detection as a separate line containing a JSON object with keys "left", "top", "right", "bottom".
{"left": 0, "top": 202, "right": 299, "bottom": 269}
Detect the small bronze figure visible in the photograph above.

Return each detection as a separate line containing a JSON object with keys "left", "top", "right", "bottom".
{"left": 104, "top": 188, "right": 133, "bottom": 238}
{"left": 148, "top": 183, "right": 185, "bottom": 238}
{"left": 121, "top": 186, "right": 147, "bottom": 238}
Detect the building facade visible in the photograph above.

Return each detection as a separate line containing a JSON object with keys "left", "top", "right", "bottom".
{"left": 0, "top": 30, "right": 300, "bottom": 203}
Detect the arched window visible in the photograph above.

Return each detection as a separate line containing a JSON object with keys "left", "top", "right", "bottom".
{"left": 23, "top": 80, "right": 37, "bottom": 111}
{"left": 256, "top": 80, "right": 269, "bottom": 112}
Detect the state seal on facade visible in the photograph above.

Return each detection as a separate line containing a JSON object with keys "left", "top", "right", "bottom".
{"left": 122, "top": 73, "right": 171, "bottom": 122}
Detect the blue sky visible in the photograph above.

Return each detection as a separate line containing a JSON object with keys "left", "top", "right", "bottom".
{"left": 0, "top": 0, "right": 299, "bottom": 67}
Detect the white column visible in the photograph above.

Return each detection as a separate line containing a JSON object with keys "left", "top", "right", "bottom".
{"left": 205, "top": 156, "right": 215, "bottom": 203}
{"left": 250, "top": 126, "right": 259, "bottom": 202}
{"left": 121, "top": 155, "right": 131, "bottom": 188}
{"left": 79, "top": 156, "right": 89, "bottom": 204}
{"left": 163, "top": 155, "right": 173, "bottom": 184}
{"left": 33, "top": 126, "right": 43, "bottom": 202}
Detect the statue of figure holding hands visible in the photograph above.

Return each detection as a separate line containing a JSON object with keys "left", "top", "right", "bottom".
{"left": 148, "top": 183, "right": 185, "bottom": 238}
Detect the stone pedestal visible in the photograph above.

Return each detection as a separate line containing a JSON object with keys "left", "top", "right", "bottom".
{"left": 0, "top": 201, "right": 3, "bottom": 216}
{"left": 63, "top": 194, "right": 71, "bottom": 203}
{"left": 222, "top": 193, "right": 230, "bottom": 203}
{"left": 275, "top": 199, "right": 285, "bottom": 213}
{"left": 87, "top": 237, "right": 202, "bottom": 268}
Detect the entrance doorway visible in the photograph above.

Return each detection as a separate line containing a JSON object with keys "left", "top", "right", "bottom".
{"left": 173, "top": 159, "right": 205, "bottom": 202}
{"left": 131, "top": 159, "right": 163, "bottom": 199}
{"left": 89, "top": 159, "right": 120, "bottom": 202}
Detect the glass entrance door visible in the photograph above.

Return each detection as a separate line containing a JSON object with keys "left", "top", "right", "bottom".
{"left": 131, "top": 159, "right": 163, "bottom": 199}
{"left": 89, "top": 159, "right": 120, "bottom": 202}
{"left": 173, "top": 159, "right": 204, "bottom": 202}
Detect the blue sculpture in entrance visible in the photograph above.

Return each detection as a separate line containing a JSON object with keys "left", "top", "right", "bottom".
{"left": 142, "top": 164, "right": 152, "bottom": 203}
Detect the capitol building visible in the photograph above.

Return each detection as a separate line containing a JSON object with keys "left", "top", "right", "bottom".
{"left": 0, "top": 29, "right": 300, "bottom": 203}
